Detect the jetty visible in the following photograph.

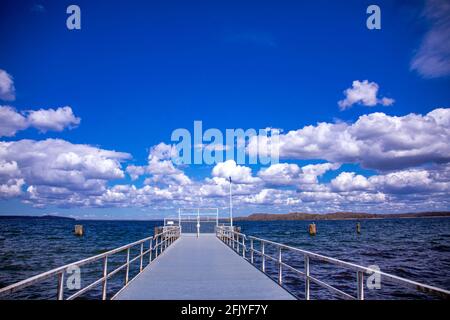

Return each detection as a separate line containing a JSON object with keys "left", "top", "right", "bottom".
{"left": 0, "top": 209, "right": 449, "bottom": 300}
{"left": 114, "top": 234, "right": 294, "bottom": 300}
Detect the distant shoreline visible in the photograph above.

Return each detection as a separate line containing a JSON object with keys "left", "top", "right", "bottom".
{"left": 235, "top": 211, "right": 450, "bottom": 222}
{"left": 0, "top": 215, "right": 76, "bottom": 221}
{"left": 1, "top": 211, "right": 450, "bottom": 222}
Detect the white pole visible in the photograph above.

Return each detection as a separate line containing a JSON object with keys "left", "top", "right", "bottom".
{"left": 197, "top": 208, "right": 200, "bottom": 238}
{"left": 229, "top": 177, "right": 233, "bottom": 227}
{"left": 178, "top": 208, "right": 181, "bottom": 234}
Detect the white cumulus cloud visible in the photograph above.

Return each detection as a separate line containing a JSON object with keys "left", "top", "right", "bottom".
{"left": 0, "top": 105, "right": 81, "bottom": 137}
{"left": 0, "top": 139, "right": 130, "bottom": 202}
{"left": 331, "top": 172, "right": 371, "bottom": 192}
{"left": 248, "top": 108, "right": 450, "bottom": 171}
{"left": 338, "top": 80, "right": 394, "bottom": 110}
{"left": 0, "top": 106, "right": 28, "bottom": 137}
{"left": 212, "top": 160, "right": 260, "bottom": 184}
{"left": 126, "top": 142, "right": 191, "bottom": 186}
{"left": 27, "top": 106, "right": 81, "bottom": 132}
{"left": 0, "top": 69, "right": 15, "bottom": 101}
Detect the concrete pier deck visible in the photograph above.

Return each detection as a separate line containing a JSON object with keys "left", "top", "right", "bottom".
{"left": 114, "top": 234, "right": 295, "bottom": 300}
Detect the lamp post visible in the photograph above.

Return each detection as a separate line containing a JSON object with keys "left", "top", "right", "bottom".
{"left": 229, "top": 176, "right": 233, "bottom": 227}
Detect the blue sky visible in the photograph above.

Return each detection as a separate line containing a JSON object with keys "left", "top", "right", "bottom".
{"left": 1, "top": 0, "right": 450, "bottom": 219}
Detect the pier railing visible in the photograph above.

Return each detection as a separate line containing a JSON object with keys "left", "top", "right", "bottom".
{"left": 216, "top": 226, "right": 450, "bottom": 300}
{"left": 0, "top": 226, "right": 180, "bottom": 300}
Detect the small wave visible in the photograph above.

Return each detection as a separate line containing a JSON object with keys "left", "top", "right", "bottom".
{"left": 431, "top": 244, "right": 450, "bottom": 252}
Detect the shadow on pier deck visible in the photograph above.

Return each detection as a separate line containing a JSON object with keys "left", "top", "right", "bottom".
{"left": 114, "top": 234, "right": 295, "bottom": 300}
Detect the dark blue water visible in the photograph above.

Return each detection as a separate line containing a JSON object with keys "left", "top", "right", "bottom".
{"left": 0, "top": 217, "right": 449, "bottom": 299}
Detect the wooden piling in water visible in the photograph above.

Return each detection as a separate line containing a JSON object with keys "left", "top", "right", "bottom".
{"left": 74, "top": 225, "right": 83, "bottom": 236}
{"left": 356, "top": 222, "right": 361, "bottom": 234}
{"left": 308, "top": 223, "right": 317, "bottom": 236}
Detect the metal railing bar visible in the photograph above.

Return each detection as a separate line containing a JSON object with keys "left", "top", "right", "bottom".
{"left": 57, "top": 272, "right": 64, "bottom": 300}
{"left": 67, "top": 276, "right": 106, "bottom": 300}
{"left": 308, "top": 275, "right": 356, "bottom": 300}
{"left": 0, "top": 234, "right": 157, "bottom": 296}
{"left": 140, "top": 243, "right": 144, "bottom": 272}
{"left": 216, "top": 226, "right": 450, "bottom": 300}
{"left": 68, "top": 235, "right": 177, "bottom": 300}
{"left": 101, "top": 256, "right": 108, "bottom": 300}
{"left": 280, "top": 261, "right": 306, "bottom": 277}
{"left": 0, "top": 227, "right": 180, "bottom": 299}
{"left": 107, "top": 242, "right": 177, "bottom": 299}
{"left": 72, "top": 249, "right": 154, "bottom": 302}
{"left": 252, "top": 250, "right": 307, "bottom": 280}
{"left": 221, "top": 235, "right": 246, "bottom": 244}
{"left": 251, "top": 248, "right": 278, "bottom": 263}
{"left": 248, "top": 235, "right": 369, "bottom": 272}
{"left": 247, "top": 234, "right": 450, "bottom": 297}
{"left": 69, "top": 248, "right": 163, "bottom": 300}
{"left": 107, "top": 262, "right": 128, "bottom": 279}
{"left": 125, "top": 248, "right": 130, "bottom": 284}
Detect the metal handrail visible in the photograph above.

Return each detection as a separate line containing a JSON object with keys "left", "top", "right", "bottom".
{"left": 0, "top": 226, "right": 180, "bottom": 300}
{"left": 216, "top": 226, "right": 450, "bottom": 300}
{"left": 216, "top": 226, "right": 247, "bottom": 257}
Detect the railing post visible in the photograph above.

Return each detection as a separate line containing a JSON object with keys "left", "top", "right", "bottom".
{"left": 57, "top": 271, "right": 64, "bottom": 300}
{"left": 140, "top": 242, "right": 144, "bottom": 272}
{"left": 278, "top": 247, "right": 282, "bottom": 285}
{"left": 163, "top": 233, "right": 166, "bottom": 252}
{"left": 230, "top": 231, "right": 233, "bottom": 247}
{"left": 250, "top": 239, "right": 254, "bottom": 264}
{"left": 305, "top": 255, "right": 310, "bottom": 300}
{"left": 102, "top": 255, "right": 108, "bottom": 300}
{"left": 149, "top": 238, "right": 153, "bottom": 263}
{"left": 242, "top": 236, "right": 245, "bottom": 258}
{"left": 262, "top": 241, "right": 265, "bottom": 272}
{"left": 155, "top": 236, "right": 159, "bottom": 258}
{"left": 166, "top": 232, "right": 169, "bottom": 248}
{"left": 164, "top": 233, "right": 167, "bottom": 251}
{"left": 125, "top": 248, "right": 130, "bottom": 284}
{"left": 165, "top": 232, "right": 168, "bottom": 249}
{"left": 232, "top": 232, "right": 235, "bottom": 250}
{"left": 357, "top": 271, "right": 364, "bottom": 300}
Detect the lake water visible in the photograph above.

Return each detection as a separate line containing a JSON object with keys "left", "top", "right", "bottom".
{"left": 0, "top": 217, "right": 449, "bottom": 299}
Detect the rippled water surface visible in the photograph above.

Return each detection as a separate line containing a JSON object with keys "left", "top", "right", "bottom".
{"left": 0, "top": 217, "right": 449, "bottom": 299}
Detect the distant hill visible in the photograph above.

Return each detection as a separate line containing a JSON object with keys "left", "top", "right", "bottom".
{"left": 0, "top": 215, "right": 76, "bottom": 221}
{"left": 236, "top": 211, "right": 450, "bottom": 221}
